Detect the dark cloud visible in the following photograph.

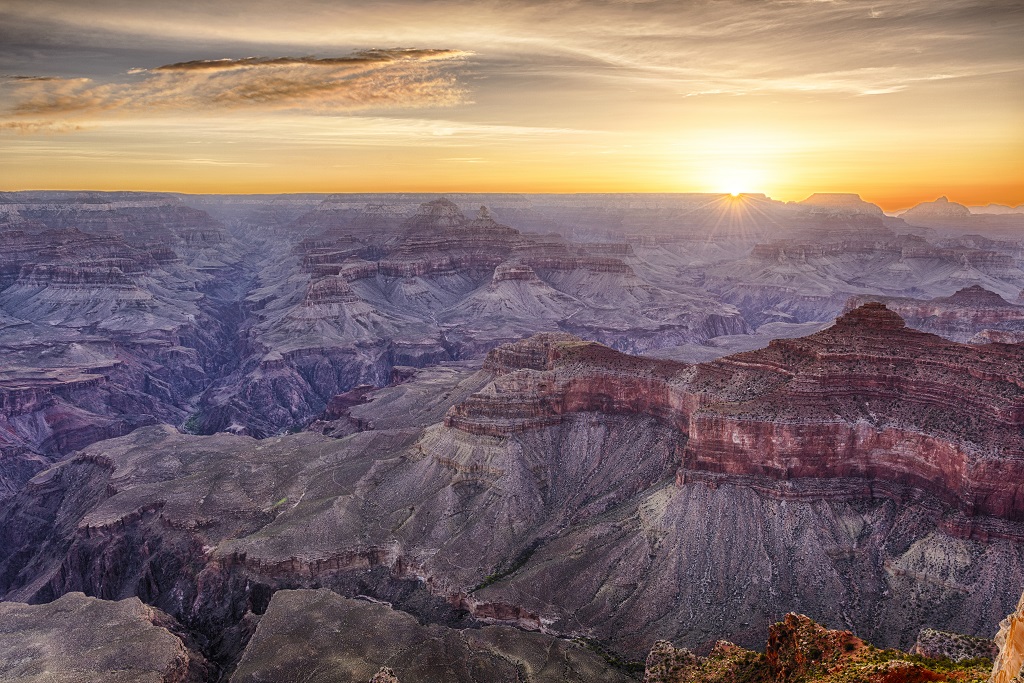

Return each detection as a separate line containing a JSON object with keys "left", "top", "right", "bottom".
{"left": 152, "top": 49, "right": 467, "bottom": 72}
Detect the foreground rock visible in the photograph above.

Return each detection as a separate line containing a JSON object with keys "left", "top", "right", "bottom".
{"left": 644, "top": 613, "right": 991, "bottom": 682}
{"left": 231, "top": 589, "right": 631, "bottom": 683}
{"left": 991, "top": 591, "right": 1024, "bottom": 683}
{"left": 0, "top": 591, "right": 210, "bottom": 682}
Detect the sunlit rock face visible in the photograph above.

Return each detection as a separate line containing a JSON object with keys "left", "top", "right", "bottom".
{"left": 992, "top": 591, "right": 1024, "bottom": 683}
{"left": 643, "top": 613, "right": 993, "bottom": 683}
{"left": 450, "top": 304, "right": 1024, "bottom": 523}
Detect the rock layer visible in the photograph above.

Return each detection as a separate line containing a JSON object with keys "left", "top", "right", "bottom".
{"left": 448, "top": 304, "right": 1024, "bottom": 524}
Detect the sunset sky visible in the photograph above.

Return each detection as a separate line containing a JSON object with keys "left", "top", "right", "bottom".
{"left": 0, "top": 0, "right": 1021, "bottom": 210}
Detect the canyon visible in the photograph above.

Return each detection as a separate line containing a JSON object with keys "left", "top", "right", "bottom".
{"left": 0, "top": 191, "right": 1022, "bottom": 681}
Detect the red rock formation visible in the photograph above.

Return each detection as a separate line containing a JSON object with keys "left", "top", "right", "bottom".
{"left": 448, "top": 304, "right": 1024, "bottom": 523}
{"left": 845, "top": 286, "right": 1024, "bottom": 342}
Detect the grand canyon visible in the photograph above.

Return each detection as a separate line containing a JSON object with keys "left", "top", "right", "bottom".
{"left": 2, "top": 1, "right": 1021, "bottom": 678}
{"left": 0, "top": 190, "right": 1022, "bottom": 681}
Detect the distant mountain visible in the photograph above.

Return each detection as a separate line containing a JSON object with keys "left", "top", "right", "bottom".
{"left": 796, "top": 192, "right": 885, "bottom": 216}
{"left": 900, "top": 195, "right": 972, "bottom": 221}
{"left": 970, "top": 202, "right": 1024, "bottom": 215}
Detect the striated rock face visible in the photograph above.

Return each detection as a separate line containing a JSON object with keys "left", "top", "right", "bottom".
{"left": 0, "top": 592, "right": 210, "bottom": 682}
{"left": 448, "top": 304, "right": 1024, "bottom": 524}
{"left": 991, "top": 591, "right": 1024, "bottom": 683}
{"left": 0, "top": 360, "right": 1021, "bottom": 670}
{"left": 845, "top": 286, "right": 1024, "bottom": 343}
{"left": 0, "top": 214, "right": 247, "bottom": 487}
{"left": 684, "top": 303, "right": 1024, "bottom": 524}
{"left": 196, "top": 196, "right": 746, "bottom": 436}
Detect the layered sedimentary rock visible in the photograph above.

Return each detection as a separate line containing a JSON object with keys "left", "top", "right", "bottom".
{"left": 0, "top": 218, "right": 246, "bottom": 492}
{"left": 846, "top": 286, "right": 1024, "bottom": 342}
{"left": 195, "top": 197, "right": 745, "bottom": 436}
{"left": 449, "top": 304, "right": 1024, "bottom": 524}
{"left": 706, "top": 228, "right": 1024, "bottom": 327}
{"left": 2, "top": 191, "right": 1024, "bottom": 679}
{"left": 2, "top": 310, "right": 1022, "bottom": 672}
{"left": 0, "top": 592, "right": 210, "bottom": 682}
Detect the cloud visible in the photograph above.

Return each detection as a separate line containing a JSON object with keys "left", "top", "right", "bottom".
{"left": 1, "top": 48, "right": 471, "bottom": 127}
{"left": 0, "top": 119, "right": 85, "bottom": 133}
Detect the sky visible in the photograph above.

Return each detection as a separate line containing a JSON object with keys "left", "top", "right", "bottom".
{"left": 0, "top": 0, "right": 1021, "bottom": 210}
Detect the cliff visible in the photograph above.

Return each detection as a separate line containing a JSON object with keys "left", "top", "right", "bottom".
{"left": 447, "top": 304, "right": 1024, "bottom": 524}
{"left": 991, "top": 591, "right": 1024, "bottom": 683}
{"left": 845, "top": 286, "right": 1024, "bottom": 343}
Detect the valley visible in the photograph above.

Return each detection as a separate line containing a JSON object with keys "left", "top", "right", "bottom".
{"left": 0, "top": 191, "right": 1022, "bottom": 681}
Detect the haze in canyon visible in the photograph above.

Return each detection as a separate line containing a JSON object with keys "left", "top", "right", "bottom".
{"left": 1, "top": 0, "right": 1023, "bottom": 682}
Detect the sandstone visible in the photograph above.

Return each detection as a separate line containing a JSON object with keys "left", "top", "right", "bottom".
{"left": 991, "top": 591, "right": 1024, "bottom": 683}
{"left": 643, "top": 614, "right": 990, "bottom": 682}
{"left": 845, "top": 286, "right": 1024, "bottom": 342}
{"left": 447, "top": 305, "right": 1024, "bottom": 522}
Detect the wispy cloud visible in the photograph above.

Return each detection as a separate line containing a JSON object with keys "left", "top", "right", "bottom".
{"left": 2, "top": 48, "right": 471, "bottom": 129}
{"left": 0, "top": 120, "right": 85, "bottom": 133}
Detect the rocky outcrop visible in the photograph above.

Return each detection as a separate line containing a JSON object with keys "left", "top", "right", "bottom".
{"left": 797, "top": 192, "right": 886, "bottom": 216}
{"left": 371, "top": 668, "right": 401, "bottom": 683}
{"left": 845, "top": 286, "right": 1024, "bottom": 342}
{"left": 903, "top": 196, "right": 973, "bottom": 222}
{"left": 991, "top": 591, "right": 1024, "bottom": 683}
{"left": 448, "top": 305, "right": 1024, "bottom": 525}
{"left": 230, "top": 589, "right": 630, "bottom": 683}
{"left": 0, "top": 592, "right": 210, "bottom": 682}
{"left": 644, "top": 614, "right": 991, "bottom": 682}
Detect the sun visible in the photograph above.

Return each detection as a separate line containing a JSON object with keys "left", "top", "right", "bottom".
{"left": 708, "top": 165, "right": 765, "bottom": 197}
